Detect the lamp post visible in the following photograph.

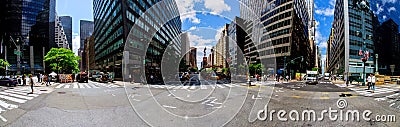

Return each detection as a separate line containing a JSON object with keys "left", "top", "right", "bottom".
{"left": 354, "top": 0, "right": 371, "bottom": 86}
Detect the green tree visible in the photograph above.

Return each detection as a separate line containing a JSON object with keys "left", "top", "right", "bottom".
{"left": 0, "top": 59, "right": 10, "bottom": 75}
{"left": 44, "top": 48, "right": 80, "bottom": 74}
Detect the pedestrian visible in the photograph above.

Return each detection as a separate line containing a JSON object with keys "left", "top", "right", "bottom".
{"left": 46, "top": 74, "right": 51, "bottom": 86}
{"left": 286, "top": 75, "right": 289, "bottom": 82}
{"left": 367, "top": 74, "right": 372, "bottom": 90}
{"left": 129, "top": 74, "right": 133, "bottom": 83}
{"left": 29, "top": 75, "right": 34, "bottom": 94}
{"left": 345, "top": 76, "right": 349, "bottom": 87}
{"left": 22, "top": 75, "right": 26, "bottom": 86}
{"left": 371, "top": 74, "right": 376, "bottom": 93}
{"left": 17, "top": 75, "right": 21, "bottom": 85}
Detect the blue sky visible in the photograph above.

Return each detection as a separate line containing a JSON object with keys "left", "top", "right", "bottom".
{"left": 56, "top": 0, "right": 400, "bottom": 70}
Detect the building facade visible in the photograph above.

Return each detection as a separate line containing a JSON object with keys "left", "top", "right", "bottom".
{"left": 227, "top": 17, "right": 246, "bottom": 71}
{"left": 328, "top": 0, "right": 374, "bottom": 78}
{"left": 244, "top": 0, "right": 312, "bottom": 77}
{"left": 93, "top": 0, "right": 182, "bottom": 82}
{"left": 0, "top": 0, "right": 56, "bottom": 74}
{"left": 374, "top": 19, "right": 400, "bottom": 75}
{"left": 325, "top": 28, "right": 334, "bottom": 73}
{"left": 214, "top": 24, "right": 230, "bottom": 69}
{"left": 189, "top": 47, "right": 197, "bottom": 69}
{"left": 80, "top": 20, "right": 94, "bottom": 50}
{"left": 59, "top": 16, "right": 72, "bottom": 50}
{"left": 55, "top": 14, "right": 70, "bottom": 49}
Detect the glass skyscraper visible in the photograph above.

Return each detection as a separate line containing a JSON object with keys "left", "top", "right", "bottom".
{"left": 0, "top": 0, "right": 56, "bottom": 74}
{"left": 60, "top": 16, "right": 73, "bottom": 50}
{"left": 93, "top": 0, "right": 182, "bottom": 82}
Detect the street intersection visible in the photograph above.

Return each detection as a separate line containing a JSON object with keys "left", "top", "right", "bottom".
{"left": 0, "top": 80, "right": 397, "bottom": 126}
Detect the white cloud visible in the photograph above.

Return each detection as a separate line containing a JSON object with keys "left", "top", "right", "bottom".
{"left": 214, "top": 26, "right": 225, "bottom": 42}
{"left": 175, "top": 0, "right": 232, "bottom": 24}
{"left": 315, "top": 20, "right": 328, "bottom": 49}
{"left": 382, "top": 0, "right": 397, "bottom": 5}
{"left": 204, "top": 0, "right": 231, "bottom": 14}
{"left": 388, "top": 7, "right": 396, "bottom": 12}
{"left": 188, "top": 32, "right": 214, "bottom": 47}
{"left": 329, "top": 0, "right": 336, "bottom": 7}
{"left": 72, "top": 33, "right": 80, "bottom": 56}
{"left": 188, "top": 26, "right": 197, "bottom": 31}
{"left": 374, "top": 3, "right": 384, "bottom": 14}
{"left": 383, "top": 15, "right": 387, "bottom": 20}
{"left": 315, "top": 8, "right": 334, "bottom": 16}
{"left": 175, "top": 0, "right": 202, "bottom": 24}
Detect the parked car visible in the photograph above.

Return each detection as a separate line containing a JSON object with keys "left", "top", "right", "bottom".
{"left": 76, "top": 72, "right": 88, "bottom": 83}
{"left": 0, "top": 78, "right": 18, "bottom": 87}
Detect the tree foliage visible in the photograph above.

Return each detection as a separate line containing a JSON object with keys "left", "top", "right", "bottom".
{"left": 249, "top": 63, "right": 264, "bottom": 76}
{"left": 0, "top": 59, "right": 10, "bottom": 69}
{"left": 44, "top": 48, "right": 80, "bottom": 74}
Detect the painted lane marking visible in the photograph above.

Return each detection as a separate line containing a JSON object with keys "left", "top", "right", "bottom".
{"left": 0, "top": 94, "right": 27, "bottom": 103}
{"left": 162, "top": 105, "right": 177, "bottom": 109}
{"left": 0, "top": 92, "right": 33, "bottom": 100}
{"left": 55, "top": 84, "right": 65, "bottom": 88}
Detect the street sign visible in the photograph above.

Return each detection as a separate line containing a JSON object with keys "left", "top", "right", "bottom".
{"left": 14, "top": 50, "right": 21, "bottom": 55}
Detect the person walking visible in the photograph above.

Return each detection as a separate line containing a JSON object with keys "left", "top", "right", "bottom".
{"left": 371, "top": 74, "right": 376, "bottom": 93}
{"left": 29, "top": 75, "right": 34, "bottom": 94}
{"left": 17, "top": 76, "right": 21, "bottom": 85}
{"left": 46, "top": 74, "right": 51, "bottom": 86}
{"left": 367, "top": 74, "right": 372, "bottom": 90}
{"left": 22, "top": 75, "right": 26, "bottom": 86}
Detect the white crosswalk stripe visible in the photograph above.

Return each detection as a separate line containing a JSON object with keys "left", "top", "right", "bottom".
{"left": 0, "top": 87, "right": 48, "bottom": 121}
{"left": 347, "top": 86, "right": 398, "bottom": 97}
{"left": 147, "top": 84, "right": 244, "bottom": 90}
{"left": 53, "top": 83, "right": 109, "bottom": 89}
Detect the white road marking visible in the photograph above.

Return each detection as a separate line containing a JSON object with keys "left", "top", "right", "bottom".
{"left": 89, "top": 84, "right": 99, "bottom": 88}
{"left": 64, "top": 84, "right": 70, "bottom": 88}
{"left": 182, "top": 86, "right": 190, "bottom": 89}
{"left": 4, "top": 90, "right": 39, "bottom": 97}
{"left": 0, "top": 115, "right": 7, "bottom": 122}
{"left": 78, "top": 84, "right": 85, "bottom": 88}
{"left": 200, "top": 85, "right": 207, "bottom": 89}
{"left": 189, "top": 85, "right": 197, "bottom": 90}
{"left": 162, "top": 105, "right": 177, "bottom": 109}
{"left": 83, "top": 83, "right": 91, "bottom": 88}
{"left": 73, "top": 83, "right": 79, "bottom": 88}
{"left": 0, "top": 94, "right": 27, "bottom": 103}
{"left": 0, "top": 92, "right": 33, "bottom": 100}
{"left": 0, "top": 100, "right": 18, "bottom": 110}
{"left": 55, "top": 84, "right": 65, "bottom": 88}
{"left": 216, "top": 85, "right": 225, "bottom": 88}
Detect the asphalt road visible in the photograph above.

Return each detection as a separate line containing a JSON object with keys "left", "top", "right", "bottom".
{"left": 0, "top": 80, "right": 398, "bottom": 126}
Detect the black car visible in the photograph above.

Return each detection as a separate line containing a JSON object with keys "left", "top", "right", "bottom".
{"left": 0, "top": 78, "right": 18, "bottom": 87}
{"left": 76, "top": 73, "right": 88, "bottom": 83}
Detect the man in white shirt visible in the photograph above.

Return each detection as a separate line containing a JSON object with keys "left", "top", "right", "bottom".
{"left": 367, "top": 74, "right": 372, "bottom": 90}
{"left": 371, "top": 74, "right": 376, "bottom": 93}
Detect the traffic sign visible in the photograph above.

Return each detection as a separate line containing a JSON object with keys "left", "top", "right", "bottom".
{"left": 14, "top": 50, "right": 21, "bottom": 55}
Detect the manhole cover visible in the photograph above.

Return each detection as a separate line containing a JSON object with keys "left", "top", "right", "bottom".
{"left": 40, "top": 90, "right": 47, "bottom": 91}
{"left": 57, "top": 92, "right": 66, "bottom": 94}
{"left": 9, "top": 88, "right": 14, "bottom": 89}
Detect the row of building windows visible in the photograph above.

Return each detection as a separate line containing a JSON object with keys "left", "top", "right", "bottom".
{"left": 259, "top": 36, "right": 290, "bottom": 48}
{"left": 262, "top": 28, "right": 290, "bottom": 39}
{"left": 94, "top": 3, "right": 121, "bottom": 42}
{"left": 258, "top": 46, "right": 289, "bottom": 56}
{"left": 263, "top": 20, "right": 291, "bottom": 33}
{"left": 262, "top": 11, "right": 292, "bottom": 27}
{"left": 261, "top": 2, "right": 292, "bottom": 20}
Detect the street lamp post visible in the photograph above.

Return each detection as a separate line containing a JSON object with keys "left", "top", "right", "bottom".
{"left": 354, "top": 0, "right": 371, "bottom": 86}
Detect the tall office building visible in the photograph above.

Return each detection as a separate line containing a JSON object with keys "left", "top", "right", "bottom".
{"left": 59, "top": 16, "right": 72, "bottom": 49}
{"left": 325, "top": 28, "right": 334, "bottom": 73}
{"left": 189, "top": 47, "right": 197, "bottom": 69}
{"left": 181, "top": 32, "right": 190, "bottom": 67}
{"left": 93, "top": 0, "right": 182, "bottom": 82}
{"left": 55, "top": 14, "right": 69, "bottom": 49}
{"left": 0, "top": 0, "right": 56, "bottom": 74}
{"left": 227, "top": 17, "right": 246, "bottom": 70}
{"left": 328, "top": 0, "right": 374, "bottom": 78}
{"left": 239, "top": 0, "right": 263, "bottom": 64}
{"left": 214, "top": 24, "right": 230, "bottom": 69}
{"left": 80, "top": 20, "right": 94, "bottom": 50}
{"left": 374, "top": 19, "right": 400, "bottom": 75}
{"left": 241, "top": 0, "right": 312, "bottom": 77}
